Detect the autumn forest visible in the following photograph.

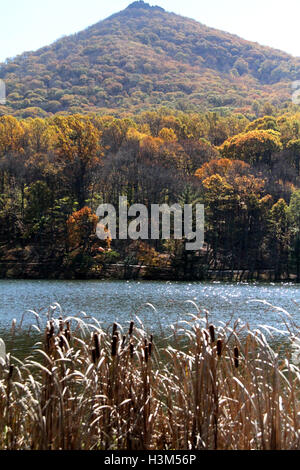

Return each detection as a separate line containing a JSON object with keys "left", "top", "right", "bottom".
{"left": 0, "top": 1, "right": 299, "bottom": 282}
{"left": 0, "top": 108, "right": 299, "bottom": 281}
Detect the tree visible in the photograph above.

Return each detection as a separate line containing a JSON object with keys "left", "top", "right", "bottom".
{"left": 268, "top": 199, "right": 291, "bottom": 281}
{"left": 196, "top": 159, "right": 270, "bottom": 278}
{"left": 286, "top": 139, "right": 300, "bottom": 176}
{"left": 0, "top": 115, "right": 25, "bottom": 157}
{"left": 245, "top": 116, "right": 279, "bottom": 132}
{"left": 219, "top": 130, "right": 282, "bottom": 166}
{"left": 52, "top": 115, "right": 103, "bottom": 208}
{"left": 289, "top": 190, "right": 300, "bottom": 282}
{"left": 67, "top": 207, "right": 99, "bottom": 253}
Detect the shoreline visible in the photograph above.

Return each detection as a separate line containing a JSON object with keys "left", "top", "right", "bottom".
{"left": 0, "top": 262, "right": 298, "bottom": 283}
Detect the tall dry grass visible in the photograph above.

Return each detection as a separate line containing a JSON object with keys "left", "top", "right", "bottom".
{"left": 0, "top": 307, "right": 300, "bottom": 450}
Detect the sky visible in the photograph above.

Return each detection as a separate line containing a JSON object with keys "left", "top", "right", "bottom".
{"left": 0, "top": 0, "right": 299, "bottom": 63}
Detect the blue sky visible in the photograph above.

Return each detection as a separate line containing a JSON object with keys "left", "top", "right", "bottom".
{"left": 0, "top": 0, "right": 299, "bottom": 62}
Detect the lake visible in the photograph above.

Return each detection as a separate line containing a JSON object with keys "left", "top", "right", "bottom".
{"left": 0, "top": 279, "right": 299, "bottom": 336}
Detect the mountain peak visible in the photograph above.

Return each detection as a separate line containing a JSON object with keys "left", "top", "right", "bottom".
{"left": 126, "top": 1, "right": 165, "bottom": 12}
{"left": 1, "top": 1, "right": 299, "bottom": 117}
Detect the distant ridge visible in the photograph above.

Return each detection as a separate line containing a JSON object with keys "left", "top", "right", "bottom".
{"left": 126, "top": 1, "right": 165, "bottom": 11}
{"left": 0, "top": 1, "right": 299, "bottom": 117}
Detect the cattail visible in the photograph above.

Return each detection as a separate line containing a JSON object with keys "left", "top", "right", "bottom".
{"left": 93, "top": 333, "right": 100, "bottom": 360}
{"left": 144, "top": 346, "right": 149, "bottom": 363}
{"left": 58, "top": 334, "right": 64, "bottom": 349}
{"left": 144, "top": 338, "right": 149, "bottom": 363}
{"left": 234, "top": 346, "right": 239, "bottom": 368}
{"left": 59, "top": 316, "right": 64, "bottom": 332}
{"left": 64, "top": 321, "right": 71, "bottom": 342}
{"left": 209, "top": 325, "right": 215, "bottom": 343}
{"left": 112, "top": 323, "right": 118, "bottom": 338}
{"left": 11, "top": 319, "right": 16, "bottom": 337}
{"left": 204, "top": 330, "right": 209, "bottom": 343}
{"left": 112, "top": 334, "right": 118, "bottom": 357}
{"left": 148, "top": 342, "right": 152, "bottom": 357}
{"left": 49, "top": 321, "right": 54, "bottom": 337}
{"left": 217, "top": 339, "right": 222, "bottom": 357}
{"left": 129, "top": 321, "right": 134, "bottom": 336}
{"left": 91, "top": 348, "right": 97, "bottom": 364}
{"left": 121, "top": 335, "right": 126, "bottom": 349}
{"left": 46, "top": 321, "right": 55, "bottom": 351}
{"left": 8, "top": 365, "right": 14, "bottom": 379}
{"left": 130, "top": 343, "right": 134, "bottom": 358}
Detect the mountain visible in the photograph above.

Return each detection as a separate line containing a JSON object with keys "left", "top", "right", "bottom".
{"left": 1, "top": 0, "right": 300, "bottom": 117}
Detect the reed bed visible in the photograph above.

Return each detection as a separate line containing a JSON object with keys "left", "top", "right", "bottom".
{"left": 0, "top": 307, "right": 300, "bottom": 450}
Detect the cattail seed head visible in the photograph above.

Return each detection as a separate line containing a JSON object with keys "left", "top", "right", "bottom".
{"left": 64, "top": 323, "right": 71, "bottom": 342}
{"left": 209, "top": 325, "right": 215, "bottom": 343}
{"left": 234, "top": 346, "right": 239, "bottom": 368}
{"left": 122, "top": 335, "right": 126, "bottom": 349}
{"left": 130, "top": 343, "right": 134, "bottom": 358}
{"left": 144, "top": 346, "right": 149, "bottom": 364}
{"left": 148, "top": 342, "right": 152, "bottom": 357}
{"left": 49, "top": 321, "right": 54, "bottom": 337}
{"left": 129, "top": 321, "right": 134, "bottom": 336}
{"left": 112, "top": 334, "right": 118, "bottom": 357}
{"left": 217, "top": 339, "right": 222, "bottom": 357}
{"left": 204, "top": 330, "right": 209, "bottom": 343}
{"left": 112, "top": 323, "right": 118, "bottom": 338}
{"left": 93, "top": 333, "right": 100, "bottom": 360}
{"left": 8, "top": 365, "right": 14, "bottom": 379}
{"left": 46, "top": 321, "right": 55, "bottom": 351}
{"left": 91, "top": 348, "right": 97, "bottom": 365}
{"left": 59, "top": 335, "right": 64, "bottom": 349}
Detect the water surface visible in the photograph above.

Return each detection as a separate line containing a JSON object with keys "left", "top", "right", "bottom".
{"left": 1, "top": 280, "right": 299, "bottom": 334}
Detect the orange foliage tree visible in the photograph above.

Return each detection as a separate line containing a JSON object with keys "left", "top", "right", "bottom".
{"left": 67, "top": 207, "right": 99, "bottom": 252}
{"left": 52, "top": 115, "right": 103, "bottom": 208}
{"left": 219, "top": 130, "right": 282, "bottom": 166}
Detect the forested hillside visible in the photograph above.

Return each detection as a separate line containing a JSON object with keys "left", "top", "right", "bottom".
{"left": 1, "top": 1, "right": 300, "bottom": 117}
{"left": 0, "top": 109, "right": 299, "bottom": 280}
